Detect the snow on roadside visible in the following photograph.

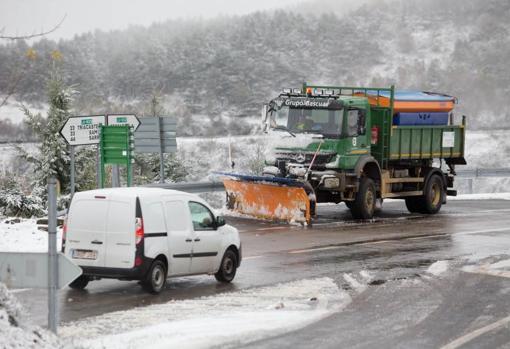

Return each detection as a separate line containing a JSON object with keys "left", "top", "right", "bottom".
{"left": 426, "top": 261, "right": 449, "bottom": 276}
{"left": 60, "top": 278, "right": 350, "bottom": 349}
{"left": 0, "top": 282, "right": 60, "bottom": 348}
{"left": 449, "top": 192, "right": 510, "bottom": 201}
{"left": 0, "top": 219, "right": 62, "bottom": 253}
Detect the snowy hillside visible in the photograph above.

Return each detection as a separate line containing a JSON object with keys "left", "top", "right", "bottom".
{"left": 0, "top": 0, "right": 509, "bottom": 136}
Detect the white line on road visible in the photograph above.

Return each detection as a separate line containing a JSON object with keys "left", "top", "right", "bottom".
{"left": 440, "top": 314, "right": 510, "bottom": 349}
{"left": 243, "top": 255, "right": 263, "bottom": 260}
{"left": 456, "top": 227, "right": 510, "bottom": 236}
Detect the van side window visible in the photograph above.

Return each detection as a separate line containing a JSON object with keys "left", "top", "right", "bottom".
{"left": 165, "top": 201, "right": 189, "bottom": 231}
{"left": 188, "top": 202, "right": 215, "bottom": 231}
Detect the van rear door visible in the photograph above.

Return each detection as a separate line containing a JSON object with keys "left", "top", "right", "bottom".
{"left": 66, "top": 198, "right": 108, "bottom": 267}
{"left": 104, "top": 199, "right": 136, "bottom": 268}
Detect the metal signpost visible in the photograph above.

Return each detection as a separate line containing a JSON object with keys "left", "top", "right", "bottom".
{"left": 100, "top": 125, "right": 134, "bottom": 188}
{"left": 59, "top": 115, "right": 106, "bottom": 196}
{"left": 135, "top": 116, "right": 177, "bottom": 183}
{"left": 0, "top": 177, "right": 82, "bottom": 334}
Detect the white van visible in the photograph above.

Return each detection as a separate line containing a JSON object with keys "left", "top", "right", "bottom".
{"left": 63, "top": 187, "right": 241, "bottom": 294}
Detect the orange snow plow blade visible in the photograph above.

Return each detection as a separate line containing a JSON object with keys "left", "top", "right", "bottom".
{"left": 223, "top": 179, "right": 311, "bottom": 224}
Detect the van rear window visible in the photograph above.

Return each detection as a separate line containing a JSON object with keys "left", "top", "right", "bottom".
{"left": 69, "top": 200, "right": 108, "bottom": 232}
{"left": 106, "top": 201, "right": 134, "bottom": 234}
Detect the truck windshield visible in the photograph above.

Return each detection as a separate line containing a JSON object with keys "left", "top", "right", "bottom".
{"left": 271, "top": 106, "right": 343, "bottom": 137}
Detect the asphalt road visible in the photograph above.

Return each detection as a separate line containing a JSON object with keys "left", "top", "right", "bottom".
{"left": 15, "top": 199, "right": 510, "bottom": 348}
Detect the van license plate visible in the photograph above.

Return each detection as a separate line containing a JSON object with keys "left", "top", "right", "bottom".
{"left": 72, "top": 249, "right": 97, "bottom": 260}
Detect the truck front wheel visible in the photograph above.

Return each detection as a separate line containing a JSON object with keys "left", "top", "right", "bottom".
{"left": 350, "top": 177, "right": 376, "bottom": 219}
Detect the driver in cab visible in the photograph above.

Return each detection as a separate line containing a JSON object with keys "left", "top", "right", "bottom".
{"left": 295, "top": 112, "right": 314, "bottom": 131}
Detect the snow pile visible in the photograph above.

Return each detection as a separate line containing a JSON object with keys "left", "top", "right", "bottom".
{"left": 426, "top": 260, "right": 449, "bottom": 276}
{"left": 60, "top": 277, "right": 349, "bottom": 349}
{"left": 0, "top": 282, "right": 60, "bottom": 348}
{"left": 0, "top": 219, "right": 62, "bottom": 253}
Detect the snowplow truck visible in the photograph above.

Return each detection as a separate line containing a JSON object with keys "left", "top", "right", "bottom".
{"left": 222, "top": 83, "right": 466, "bottom": 223}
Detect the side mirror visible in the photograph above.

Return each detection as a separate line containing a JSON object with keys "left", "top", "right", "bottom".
{"left": 216, "top": 216, "right": 226, "bottom": 227}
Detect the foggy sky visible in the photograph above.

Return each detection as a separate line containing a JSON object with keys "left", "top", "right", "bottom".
{"left": 0, "top": 0, "right": 303, "bottom": 40}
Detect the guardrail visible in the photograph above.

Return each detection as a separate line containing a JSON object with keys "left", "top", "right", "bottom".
{"left": 50, "top": 168, "right": 508, "bottom": 218}
{"left": 145, "top": 168, "right": 510, "bottom": 194}
{"left": 456, "top": 168, "right": 510, "bottom": 178}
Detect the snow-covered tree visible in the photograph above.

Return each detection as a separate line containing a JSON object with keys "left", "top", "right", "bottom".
{"left": 19, "top": 63, "right": 75, "bottom": 191}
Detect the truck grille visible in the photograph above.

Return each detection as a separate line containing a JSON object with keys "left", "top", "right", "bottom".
{"left": 275, "top": 151, "right": 336, "bottom": 168}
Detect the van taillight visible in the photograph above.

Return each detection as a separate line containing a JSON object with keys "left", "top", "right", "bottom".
{"left": 62, "top": 215, "right": 68, "bottom": 252}
{"left": 135, "top": 217, "right": 144, "bottom": 244}
{"left": 62, "top": 215, "right": 68, "bottom": 240}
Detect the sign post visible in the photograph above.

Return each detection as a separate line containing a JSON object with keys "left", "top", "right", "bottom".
{"left": 134, "top": 116, "right": 177, "bottom": 183}
{"left": 0, "top": 177, "right": 82, "bottom": 333}
{"left": 47, "top": 176, "right": 58, "bottom": 333}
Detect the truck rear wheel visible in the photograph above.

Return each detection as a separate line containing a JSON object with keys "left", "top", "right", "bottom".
{"left": 405, "top": 174, "right": 443, "bottom": 214}
{"left": 350, "top": 177, "right": 376, "bottom": 219}
{"left": 420, "top": 174, "right": 444, "bottom": 214}
{"left": 405, "top": 197, "right": 422, "bottom": 213}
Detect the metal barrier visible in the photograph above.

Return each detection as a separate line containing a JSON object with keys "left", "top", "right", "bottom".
{"left": 149, "top": 168, "right": 510, "bottom": 194}
{"left": 53, "top": 168, "right": 509, "bottom": 218}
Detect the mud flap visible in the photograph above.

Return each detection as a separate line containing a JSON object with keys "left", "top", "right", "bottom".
{"left": 223, "top": 179, "right": 311, "bottom": 224}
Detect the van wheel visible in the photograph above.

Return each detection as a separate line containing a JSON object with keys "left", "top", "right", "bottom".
{"left": 69, "top": 275, "right": 89, "bottom": 290}
{"left": 142, "top": 260, "right": 167, "bottom": 294}
{"left": 215, "top": 250, "right": 237, "bottom": 283}
{"left": 350, "top": 177, "right": 376, "bottom": 220}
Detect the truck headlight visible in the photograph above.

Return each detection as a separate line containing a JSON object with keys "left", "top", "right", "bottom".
{"left": 324, "top": 177, "right": 340, "bottom": 189}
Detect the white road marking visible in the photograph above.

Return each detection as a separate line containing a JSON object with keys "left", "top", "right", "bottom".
{"left": 255, "top": 227, "right": 288, "bottom": 231}
{"left": 289, "top": 246, "right": 345, "bottom": 254}
{"left": 440, "top": 314, "right": 510, "bottom": 349}
{"left": 289, "top": 233, "right": 447, "bottom": 254}
{"left": 456, "top": 227, "right": 510, "bottom": 236}
{"left": 243, "top": 255, "right": 263, "bottom": 260}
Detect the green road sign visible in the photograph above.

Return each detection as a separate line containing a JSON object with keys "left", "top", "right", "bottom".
{"left": 100, "top": 125, "right": 134, "bottom": 187}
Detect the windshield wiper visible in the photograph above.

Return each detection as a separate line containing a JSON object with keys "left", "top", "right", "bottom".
{"left": 274, "top": 125, "right": 296, "bottom": 137}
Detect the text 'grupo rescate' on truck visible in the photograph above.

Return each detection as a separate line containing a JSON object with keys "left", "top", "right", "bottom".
{"left": 217, "top": 83, "right": 466, "bottom": 224}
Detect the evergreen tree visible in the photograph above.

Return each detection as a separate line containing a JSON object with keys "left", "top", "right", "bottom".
{"left": 19, "top": 59, "right": 75, "bottom": 191}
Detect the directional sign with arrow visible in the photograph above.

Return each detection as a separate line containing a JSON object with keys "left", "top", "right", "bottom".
{"left": 59, "top": 115, "right": 106, "bottom": 146}
{"left": 0, "top": 252, "right": 82, "bottom": 289}
{"left": 107, "top": 114, "right": 140, "bottom": 131}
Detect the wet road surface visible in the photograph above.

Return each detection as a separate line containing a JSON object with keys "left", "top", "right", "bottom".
{"left": 15, "top": 199, "right": 510, "bottom": 348}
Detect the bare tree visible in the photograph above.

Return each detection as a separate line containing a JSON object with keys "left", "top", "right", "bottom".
{"left": 0, "top": 15, "right": 66, "bottom": 108}
{"left": 0, "top": 15, "right": 66, "bottom": 40}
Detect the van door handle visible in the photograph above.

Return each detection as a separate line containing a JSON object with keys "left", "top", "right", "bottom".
{"left": 91, "top": 240, "right": 103, "bottom": 245}
{"left": 185, "top": 238, "right": 192, "bottom": 243}
{"left": 194, "top": 238, "right": 201, "bottom": 242}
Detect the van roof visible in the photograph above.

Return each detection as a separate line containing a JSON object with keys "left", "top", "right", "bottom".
{"left": 73, "top": 187, "right": 195, "bottom": 200}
